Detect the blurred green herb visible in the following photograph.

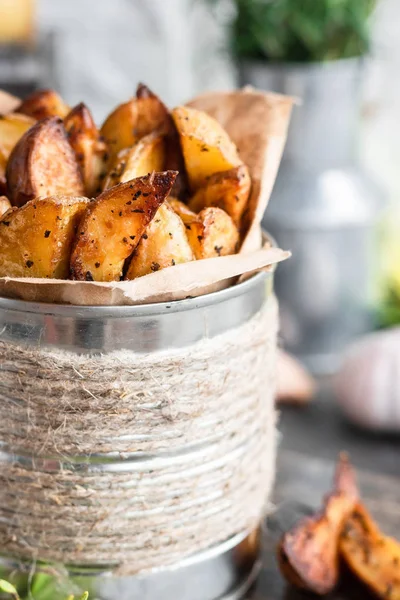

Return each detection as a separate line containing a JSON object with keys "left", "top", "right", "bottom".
{"left": 207, "top": 0, "right": 377, "bottom": 62}
{"left": 0, "top": 577, "right": 88, "bottom": 600}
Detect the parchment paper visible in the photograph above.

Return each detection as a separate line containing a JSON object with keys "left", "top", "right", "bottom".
{"left": 0, "top": 88, "right": 294, "bottom": 305}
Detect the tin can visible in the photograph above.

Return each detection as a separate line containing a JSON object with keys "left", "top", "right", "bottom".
{"left": 0, "top": 268, "right": 276, "bottom": 600}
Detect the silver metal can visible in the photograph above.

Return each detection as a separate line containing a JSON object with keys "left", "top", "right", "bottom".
{"left": 0, "top": 268, "right": 275, "bottom": 600}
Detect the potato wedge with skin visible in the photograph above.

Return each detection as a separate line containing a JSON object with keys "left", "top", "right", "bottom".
{"left": 171, "top": 200, "right": 239, "bottom": 260}
{"left": 70, "top": 171, "right": 177, "bottom": 282}
{"left": 0, "top": 89, "right": 21, "bottom": 114}
{"left": 172, "top": 105, "right": 243, "bottom": 191}
{"left": 0, "top": 196, "right": 88, "bottom": 278}
{"left": 0, "top": 195, "right": 11, "bottom": 217}
{"left": 0, "top": 113, "right": 36, "bottom": 157}
{"left": 7, "top": 116, "right": 84, "bottom": 207}
{"left": 101, "top": 84, "right": 172, "bottom": 161}
{"left": 17, "top": 89, "right": 70, "bottom": 120}
{"left": 125, "top": 202, "right": 195, "bottom": 279}
{"left": 340, "top": 503, "right": 400, "bottom": 600}
{"left": 277, "top": 454, "right": 359, "bottom": 595}
{"left": 103, "top": 132, "right": 166, "bottom": 191}
{"left": 64, "top": 103, "right": 109, "bottom": 196}
{"left": 188, "top": 165, "right": 251, "bottom": 228}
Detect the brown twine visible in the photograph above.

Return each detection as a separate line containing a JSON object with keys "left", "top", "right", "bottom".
{"left": 0, "top": 297, "right": 278, "bottom": 575}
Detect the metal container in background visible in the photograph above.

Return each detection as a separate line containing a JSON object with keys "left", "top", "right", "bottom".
{"left": 0, "top": 269, "right": 275, "bottom": 600}
{"left": 239, "top": 59, "right": 383, "bottom": 374}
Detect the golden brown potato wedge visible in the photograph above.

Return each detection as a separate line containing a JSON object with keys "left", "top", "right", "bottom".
{"left": 101, "top": 83, "right": 172, "bottom": 161}
{"left": 0, "top": 113, "right": 35, "bottom": 158}
{"left": 188, "top": 165, "right": 251, "bottom": 228}
{"left": 0, "top": 195, "right": 11, "bottom": 217}
{"left": 64, "top": 103, "right": 109, "bottom": 196}
{"left": 17, "top": 88, "right": 70, "bottom": 120}
{"left": 277, "top": 454, "right": 359, "bottom": 595}
{"left": 70, "top": 171, "right": 177, "bottom": 282}
{"left": 0, "top": 89, "right": 21, "bottom": 114}
{"left": 340, "top": 503, "right": 400, "bottom": 600}
{"left": 0, "top": 196, "right": 88, "bottom": 278}
{"left": 103, "top": 132, "right": 166, "bottom": 191}
{"left": 125, "top": 202, "right": 194, "bottom": 279}
{"left": 172, "top": 105, "right": 243, "bottom": 191}
{"left": 6, "top": 116, "right": 84, "bottom": 207}
{"left": 171, "top": 200, "right": 239, "bottom": 260}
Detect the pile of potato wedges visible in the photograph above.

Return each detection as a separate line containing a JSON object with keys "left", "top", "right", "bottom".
{"left": 0, "top": 85, "right": 251, "bottom": 281}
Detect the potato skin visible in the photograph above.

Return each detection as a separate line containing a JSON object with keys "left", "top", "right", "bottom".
{"left": 0, "top": 196, "right": 88, "bottom": 278}
{"left": 70, "top": 171, "right": 177, "bottom": 282}
{"left": 125, "top": 202, "right": 194, "bottom": 279}
{"left": 172, "top": 105, "right": 243, "bottom": 191}
{"left": 101, "top": 84, "right": 172, "bottom": 161}
{"left": 17, "top": 89, "right": 70, "bottom": 120}
{"left": 188, "top": 165, "right": 251, "bottom": 229}
{"left": 103, "top": 132, "right": 166, "bottom": 191}
{"left": 6, "top": 116, "right": 84, "bottom": 207}
{"left": 64, "top": 102, "right": 109, "bottom": 196}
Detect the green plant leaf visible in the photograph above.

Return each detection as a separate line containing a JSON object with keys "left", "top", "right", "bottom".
{"left": 78, "top": 593, "right": 89, "bottom": 600}
{"left": 0, "top": 580, "right": 19, "bottom": 599}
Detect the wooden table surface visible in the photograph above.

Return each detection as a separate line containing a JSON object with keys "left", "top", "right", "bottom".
{"left": 249, "top": 395, "right": 400, "bottom": 600}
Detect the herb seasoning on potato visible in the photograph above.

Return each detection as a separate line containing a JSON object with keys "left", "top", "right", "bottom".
{"left": 0, "top": 83, "right": 254, "bottom": 282}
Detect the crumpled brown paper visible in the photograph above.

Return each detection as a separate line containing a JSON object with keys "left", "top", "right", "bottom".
{"left": 0, "top": 87, "right": 294, "bottom": 306}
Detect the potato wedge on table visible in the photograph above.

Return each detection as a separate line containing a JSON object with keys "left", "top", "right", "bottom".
{"left": 6, "top": 116, "right": 84, "bottom": 207}
{"left": 171, "top": 199, "right": 239, "bottom": 260}
{"left": 70, "top": 171, "right": 177, "bottom": 282}
{"left": 103, "top": 132, "right": 166, "bottom": 191}
{"left": 340, "top": 503, "right": 400, "bottom": 600}
{"left": 172, "top": 105, "right": 243, "bottom": 191}
{"left": 64, "top": 103, "right": 109, "bottom": 196}
{"left": 0, "top": 89, "right": 21, "bottom": 114}
{"left": 125, "top": 202, "right": 194, "bottom": 279}
{"left": 0, "top": 195, "right": 11, "bottom": 217}
{"left": 0, "top": 113, "right": 35, "bottom": 158}
{"left": 101, "top": 84, "right": 172, "bottom": 161}
{"left": 278, "top": 454, "right": 359, "bottom": 595}
{"left": 17, "top": 88, "right": 70, "bottom": 120}
{"left": 0, "top": 196, "right": 88, "bottom": 278}
{"left": 188, "top": 165, "right": 251, "bottom": 228}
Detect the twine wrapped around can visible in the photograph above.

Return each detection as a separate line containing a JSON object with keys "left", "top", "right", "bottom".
{"left": 0, "top": 290, "right": 278, "bottom": 577}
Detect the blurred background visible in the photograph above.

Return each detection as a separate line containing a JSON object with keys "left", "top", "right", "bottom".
{"left": 2, "top": 0, "right": 400, "bottom": 436}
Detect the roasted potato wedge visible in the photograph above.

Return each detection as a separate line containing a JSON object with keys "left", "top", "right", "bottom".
{"left": 0, "top": 89, "right": 21, "bottom": 114}
{"left": 188, "top": 165, "right": 251, "bottom": 228}
{"left": 101, "top": 84, "right": 172, "bottom": 161}
{"left": 171, "top": 105, "right": 243, "bottom": 191}
{"left": 7, "top": 116, "right": 84, "bottom": 207}
{"left": 17, "top": 89, "right": 70, "bottom": 120}
{"left": 278, "top": 454, "right": 359, "bottom": 595}
{"left": 125, "top": 202, "right": 194, "bottom": 279}
{"left": 0, "top": 196, "right": 88, "bottom": 278}
{"left": 340, "top": 503, "right": 400, "bottom": 600}
{"left": 0, "top": 113, "right": 36, "bottom": 157}
{"left": 64, "top": 103, "right": 109, "bottom": 196}
{"left": 0, "top": 195, "right": 11, "bottom": 217}
{"left": 70, "top": 171, "right": 177, "bottom": 282}
{"left": 103, "top": 132, "right": 166, "bottom": 191}
{"left": 171, "top": 199, "right": 239, "bottom": 260}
